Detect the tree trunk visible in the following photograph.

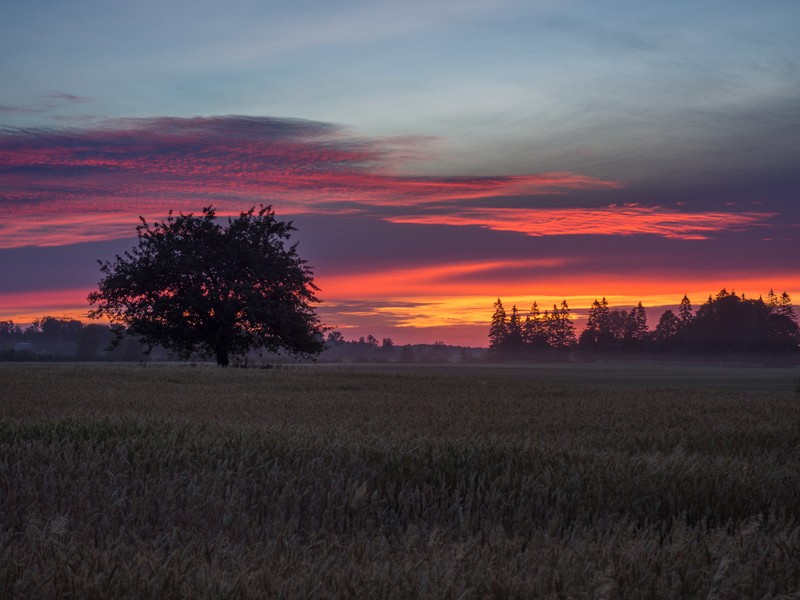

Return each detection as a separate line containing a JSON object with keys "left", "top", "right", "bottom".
{"left": 215, "top": 345, "right": 229, "bottom": 367}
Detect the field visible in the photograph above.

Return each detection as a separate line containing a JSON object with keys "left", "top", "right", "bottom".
{"left": 2, "top": 362, "right": 799, "bottom": 598}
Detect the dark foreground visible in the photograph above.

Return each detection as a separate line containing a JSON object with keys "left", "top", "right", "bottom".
{"left": 1, "top": 362, "right": 799, "bottom": 598}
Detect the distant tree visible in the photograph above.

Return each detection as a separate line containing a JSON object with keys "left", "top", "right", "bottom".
{"left": 678, "top": 294, "right": 694, "bottom": 328}
{"left": 623, "top": 302, "right": 649, "bottom": 348}
{"left": 776, "top": 292, "right": 796, "bottom": 321}
{"left": 39, "top": 317, "right": 84, "bottom": 342}
{"left": 366, "top": 334, "right": 379, "bottom": 348}
{"left": 504, "top": 305, "right": 525, "bottom": 353}
{"left": 326, "top": 331, "right": 345, "bottom": 346}
{"left": 653, "top": 310, "right": 680, "bottom": 349}
{"left": 524, "top": 301, "right": 549, "bottom": 349}
{"left": 400, "top": 344, "right": 416, "bottom": 363}
{"left": 25, "top": 319, "right": 43, "bottom": 336}
{"left": 76, "top": 324, "right": 103, "bottom": 360}
{"left": 766, "top": 289, "right": 779, "bottom": 311}
{"left": 546, "top": 301, "right": 577, "bottom": 349}
{"left": 381, "top": 337, "right": 394, "bottom": 350}
{"left": 580, "top": 298, "right": 614, "bottom": 350}
{"left": 488, "top": 298, "right": 508, "bottom": 353}
{"left": 88, "top": 206, "right": 323, "bottom": 366}
{"left": 580, "top": 298, "right": 602, "bottom": 348}
{"left": 0, "top": 320, "right": 22, "bottom": 339}
{"left": 688, "top": 289, "right": 798, "bottom": 352}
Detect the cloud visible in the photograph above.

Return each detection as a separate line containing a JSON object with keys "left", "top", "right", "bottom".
{"left": 386, "top": 205, "right": 775, "bottom": 240}
{"left": 0, "top": 92, "right": 91, "bottom": 114}
{"left": 0, "top": 114, "right": 783, "bottom": 254}
{"left": 43, "top": 92, "right": 90, "bottom": 105}
{"left": 0, "top": 115, "right": 620, "bottom": 247}
{"left": 321, "top": 258, "right": 572, "bottom": 298}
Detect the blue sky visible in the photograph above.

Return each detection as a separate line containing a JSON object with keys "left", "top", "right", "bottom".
{"left": 1, "top": 0, "right": 799, "bottom": 344}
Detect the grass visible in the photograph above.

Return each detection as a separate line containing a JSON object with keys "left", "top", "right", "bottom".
{"left": 1, "top": 362, "right": 799, "bottom": 598}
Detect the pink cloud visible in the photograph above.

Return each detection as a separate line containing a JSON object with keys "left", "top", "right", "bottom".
{"left": 0, "top": 116, "right": 621, "bottom": 247}
{"left": 385, "top": 206, "right": 775, "bottom": 240}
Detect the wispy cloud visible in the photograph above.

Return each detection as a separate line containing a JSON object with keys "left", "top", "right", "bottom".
{"left": 1, "top": 115, "right": 779, "bottom": 250}
{"left": 0, "top": 115, "right": 620, "bottom": 247}
{"left": 321, "top": 258, "right": 571, "bottom": 298}
{"left": 386, "top": 205, "right": 775, "bottom": 240}
{"left": 0, "top": 92, "right": 90, "bottom": 114}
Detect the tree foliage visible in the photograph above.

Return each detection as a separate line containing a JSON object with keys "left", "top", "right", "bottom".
{"left": 489, "top": 290, "right": 799, "bottom": 356}
{"left": 88, "top": 206, "right": 324, "bottom": 366}
{"left": 489, "top": 298, "right": 576, "bottom": 357}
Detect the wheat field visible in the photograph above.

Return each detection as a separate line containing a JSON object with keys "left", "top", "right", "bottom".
{"left": 1, "top": 362, "right": 799, "bottom": 598}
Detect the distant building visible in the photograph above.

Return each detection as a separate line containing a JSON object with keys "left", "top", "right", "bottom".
{"left": 14, "top": 342, "right": 34, "bottom": 352}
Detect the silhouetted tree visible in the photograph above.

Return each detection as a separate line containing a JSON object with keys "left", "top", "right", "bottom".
{"left": 326, "top": 331, "right": 345, "bottom": 346}
{"left": 766, "top": 289, "right": 779, "bottom": 311}
{"left": 88, "top": 206, "right": 323, "bottom": 366}
{"left": 505, "top": 305, "right": 525, "bottom": 353}
{"left": 777, "top": 292, "right": 796, "bottom": 321}
{"left": 0, "top": 320, "right": 22, "bottom": 339}
{"left": 76, "top": 324, "right": 103, "bottom": 360}
{"left": 546, "top": 301, "right": 577, "bottom": 349}
{"left": 623, "top": 302, "right": 649, "bottom": 348}
{"left": 523, "top": 301, "right": 549, "bottom": 349}
{"left": 688, "top": 290, "right": 798, "bottom": 352}
{"left": 488, "top": 298, "right": 508, "bottom": 354}
{"left": 400, "top": 344, "right": 417, "bottom": 363}
{"left": 653, "top": 310, "right": 680, "bottom": 349}
{"left": 490, "top": 289, "right": 798, "bottom": 358}
{"left": 580, "top": 298, "right": 613, "bottom": 349}
{"left": 38, "top": 317, "right": 84, "bottom": 342}
{"left": 678, "top": 294, "right": 693, "bottom": 328}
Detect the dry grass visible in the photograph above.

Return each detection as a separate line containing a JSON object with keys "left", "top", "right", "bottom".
{"left": 1, "top": 362, "right": 799, "bottom": 598}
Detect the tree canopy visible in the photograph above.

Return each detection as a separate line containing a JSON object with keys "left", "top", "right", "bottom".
{"left": 489, "top": 298, "right": 577, "bottom": 356}
{"left": 489, "top": 290, "right": 799, "bottom": 357}
{"left": 88, "top": 205, "right": 324, "bottom": 366}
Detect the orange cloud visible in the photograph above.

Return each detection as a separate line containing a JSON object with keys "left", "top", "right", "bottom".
{"left": 386, "top": 205, "right": 775, "bottom": 240}
{"left": 320, "top": 258, "right": 570, "bottom": 297}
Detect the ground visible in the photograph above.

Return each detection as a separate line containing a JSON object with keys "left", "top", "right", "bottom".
{"left": 1, "top": 362, "right": 799, "bottom": 598}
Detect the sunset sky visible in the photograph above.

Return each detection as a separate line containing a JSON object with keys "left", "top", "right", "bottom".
{"left": 2, "top": 0, "right": 799, "bottom": 346}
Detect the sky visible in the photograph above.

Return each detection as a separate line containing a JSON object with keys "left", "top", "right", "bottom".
{"left": 1, "top": 0, "right": 799, "bottom": 346}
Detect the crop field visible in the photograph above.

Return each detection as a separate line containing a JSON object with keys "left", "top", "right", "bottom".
{"left": 1, "top": 362, "right": 799, "bottom": 598}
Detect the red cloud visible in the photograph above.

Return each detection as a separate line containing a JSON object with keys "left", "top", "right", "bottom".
{"left": 385, "top": 206, "right": 774, "bottom": 240}
{"left": 0, "top": 116, "right": 621, "bottom": 247}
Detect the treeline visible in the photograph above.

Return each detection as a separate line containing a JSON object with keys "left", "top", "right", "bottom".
{"left": 490, "top": 289, "right": 799, "bottom": 356}
{"left": 322, "top": 331, "right": 485, "bottom": 364}
{"left": 0, "top": 318, "right": 486, "bottom": 364}
{"left": 0, "top": 317, "right": 149, "bottom": 361}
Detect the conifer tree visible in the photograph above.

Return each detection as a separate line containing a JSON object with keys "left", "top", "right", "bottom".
{"left": 678, "top": 294, "right": 693, "bottom": 327}
{"left": 654, "top": 310, "right": 680, "bottom": 347}
{"left": 524, "top": 301, "right": 548, "bottom": 349}
{"left": 488, "top": 298, "right": 508, "bottom": 352}
{"left": 632, "top": 302, "right": 649, "bottom": 341}
{"left": 777, "top": 292, "right": 796, "bottom": 320}
{"left": 506, "top": 305, "right": 525, "bottom": 351}
{"left": 550, "top": 300, "right": 577, "bottom": 349}
{"left": 766, "top": 289, "right": 779, "bottom": 310}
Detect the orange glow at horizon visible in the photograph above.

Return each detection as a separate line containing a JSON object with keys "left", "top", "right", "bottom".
{"left": 3, "top": 272, "right": 799, "bottom": 346}
{"left": 0, "top": 288, "right": 94, "bottom": 324}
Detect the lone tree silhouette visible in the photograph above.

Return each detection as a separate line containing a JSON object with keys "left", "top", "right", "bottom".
{"left": 88, "top": 206, "right": 324, "bottom": 366}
